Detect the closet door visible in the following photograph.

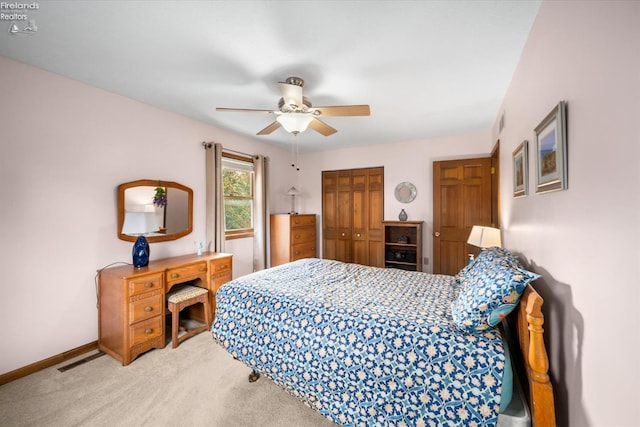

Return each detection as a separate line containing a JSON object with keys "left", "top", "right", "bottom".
{"left": 336, "top": 170, "right": 352, "bottom": 262}
{"left": 322, "top": 167, "right": 383, "bottom": 267}
{"left": 352, "top": 167, "right": 384, "bottom": 267}
{"left": 321, "top": 171, "right": 339, "bottom": 261}
{"left": 368, "top": 168, "right": 384, "bottom": 267}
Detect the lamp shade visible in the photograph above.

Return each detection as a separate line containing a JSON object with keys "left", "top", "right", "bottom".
{"left": 276, "top": 114, "right": 314, "bottom": 134}
{"left": 287, "top": 186, "right": 300, "bottom": 196}
{"left": 467, "top": 226, "right": 502, "bottom": 248}
{"left": 122, "top": 211, "right": 157, "bottom": 235}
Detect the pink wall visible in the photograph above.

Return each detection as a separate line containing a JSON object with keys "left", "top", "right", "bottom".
{"left": 492, "top": 2, "right": 640, "bottom": 425}
{"left": 0, "top": 56, "right": 293, "bottom": 374}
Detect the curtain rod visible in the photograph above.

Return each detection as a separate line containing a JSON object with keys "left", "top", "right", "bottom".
{"left": 202, "top": 141, "right": 256, "bottom": 159}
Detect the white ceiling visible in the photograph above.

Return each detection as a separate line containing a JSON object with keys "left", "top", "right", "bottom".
{"left": 0, "top": 1, "right": 540, "bottom": 152}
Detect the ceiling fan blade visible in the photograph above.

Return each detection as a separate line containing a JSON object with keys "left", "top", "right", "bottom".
{"left": 313, "top": 105, "right": 370, "bottom": 117}
{"left": 308, "top": 118, "right": 337, "bottom": 136}
{"left": 278, "top": 82, "right": 304, "bottom": 108}
{"left": 216, "top": 107, "right": 274, "bottom": 113}
{"left": 256, "top": 121, "right": 281, "bottom": 135}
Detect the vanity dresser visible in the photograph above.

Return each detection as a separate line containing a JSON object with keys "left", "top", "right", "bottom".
{"left": 97, "top": 252, "right": 232, "bottom": 365}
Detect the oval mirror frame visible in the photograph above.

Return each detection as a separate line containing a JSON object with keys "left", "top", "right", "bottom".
{"left": 117, "top": 179, "right": 193, "bottom": 243}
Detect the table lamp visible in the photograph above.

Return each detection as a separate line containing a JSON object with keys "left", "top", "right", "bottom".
{"left": 287, "top": 186, "right": 300, "bottom": 214}
{"left": 466, "top": 225, "right": 502, "bottom": 264}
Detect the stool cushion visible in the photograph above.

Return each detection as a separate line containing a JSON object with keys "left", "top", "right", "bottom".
{"left": 167, "top": 285, "right": 208, "bottom": 304}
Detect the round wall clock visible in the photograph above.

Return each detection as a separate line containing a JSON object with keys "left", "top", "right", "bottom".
{"left": 394, "top": 182, "right": 417, "bottom": 203}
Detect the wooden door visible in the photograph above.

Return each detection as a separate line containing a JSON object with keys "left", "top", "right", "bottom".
{"left": 322, "top": 167, "right": 384, "bottom": 267}
{"left": 321, "top": 171, "right": 339, "bottom": 261}
{"left": 491, "top": 141, "right": 500, "bottom": 228}
{"left": 322, "top": 170, "right": 352, "bottom": 263}
{"left": 433, "top": 158, "right": 492, "bottom": 275}
{"left": 336, "top": 170, "right": 352, "bottom": 262}
{"left": 352, "top": 167, "right": 384, "bottom": 267}
{"left": 366, "top": 167, "right": 384, "bottom": 267}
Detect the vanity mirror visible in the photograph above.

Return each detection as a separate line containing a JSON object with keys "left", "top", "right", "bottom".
{"left": 117, "top": 179, "right": 193, "bottom": 243}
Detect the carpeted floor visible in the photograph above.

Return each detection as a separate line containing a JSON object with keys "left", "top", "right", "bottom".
{"left": 0, "top": 332, "right": 338, "bottom": 427}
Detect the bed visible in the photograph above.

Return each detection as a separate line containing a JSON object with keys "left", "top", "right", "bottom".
{"left": 211, "top": 247, "right": 555, "bottom": 427}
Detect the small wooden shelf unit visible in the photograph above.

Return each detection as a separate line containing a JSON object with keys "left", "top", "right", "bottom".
{"left": 383, "top": 220, "right": 423, "bottom": 271}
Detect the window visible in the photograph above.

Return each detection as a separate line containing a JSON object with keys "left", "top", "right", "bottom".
{"left": 222, "top": 154, "right": 255, "bottom": 239}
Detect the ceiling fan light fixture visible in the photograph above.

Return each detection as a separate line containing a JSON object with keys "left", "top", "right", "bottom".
{"left": 276, "top": 113, "right": 314, "bottom": 134}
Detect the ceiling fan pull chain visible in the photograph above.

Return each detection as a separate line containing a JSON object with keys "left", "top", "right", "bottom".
{"left": 290, "top": 133, "right": 300, "bottom": 171}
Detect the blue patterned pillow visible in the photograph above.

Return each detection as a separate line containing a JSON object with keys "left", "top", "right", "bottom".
{"left": 451, "top": 247, "right": 540, "bottom": 332}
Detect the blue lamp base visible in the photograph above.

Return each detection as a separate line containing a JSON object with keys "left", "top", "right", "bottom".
{"left": 132, "top": 235, "right": 150, "bottom": 268}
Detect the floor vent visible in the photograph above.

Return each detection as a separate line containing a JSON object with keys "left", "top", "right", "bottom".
{"left": 57, "top": 351, "right": 105, "bottom": 372}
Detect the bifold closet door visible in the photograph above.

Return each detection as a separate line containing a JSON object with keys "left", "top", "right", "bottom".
{"left": 322, "top": 167, "right": 383, "bottom": 267}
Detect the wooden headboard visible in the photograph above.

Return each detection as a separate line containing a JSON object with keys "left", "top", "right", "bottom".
{"left": 517, "top": 285, "right": 556, "bottom": 426}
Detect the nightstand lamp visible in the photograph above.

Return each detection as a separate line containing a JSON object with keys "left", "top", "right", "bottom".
{"left": 466, "top": 225, "right": 502, "bottom": 264}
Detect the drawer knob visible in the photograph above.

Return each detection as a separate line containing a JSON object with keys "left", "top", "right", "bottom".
{"left": 199, "top": 266, "right": 206, "bottom": 272}
{"left": 171, "top": 273, "right": 179, "bottom": 279}
{"left": 144, "top": 281, "right": 153, "bottom": 288}
{"left": 144, "top": 306, "right": 153, "bottom": 312}
{"left": 145, "top": 328, "right": 153, "bottom": 335}
{"left": 356, "top": 233, "right": 361, "bottom": 237}
{"left": 341, "top": 232, "right": 345, "bottom": 237}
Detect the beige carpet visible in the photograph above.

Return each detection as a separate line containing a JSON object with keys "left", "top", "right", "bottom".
{"left": 0, "top": 332, "right": 338, "bottom": 427}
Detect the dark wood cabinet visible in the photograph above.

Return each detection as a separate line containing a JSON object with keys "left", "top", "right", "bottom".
{"left": 322, "top": 167, "right": 384, "bottom": 267}
{"left": 383, "top": 221, "right": 423, "bottom": 271}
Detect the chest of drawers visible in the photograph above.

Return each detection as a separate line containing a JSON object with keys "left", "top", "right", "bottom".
{"left": 270, "top": 214, "right": 316, "bottom": 267}
{"left": 98, "top": 252, "right": 232, "bottom": 365}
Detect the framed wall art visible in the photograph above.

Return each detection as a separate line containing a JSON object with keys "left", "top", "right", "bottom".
{"left": 535, "top": 101, "right": 567, "bottom": 193}
{"left": 512, "top": 140, "right": 528, "bottom": 197}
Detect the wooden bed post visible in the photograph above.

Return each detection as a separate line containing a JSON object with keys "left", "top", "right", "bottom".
{"left": 519, "top": 286, "right": 556, "bottom": 427}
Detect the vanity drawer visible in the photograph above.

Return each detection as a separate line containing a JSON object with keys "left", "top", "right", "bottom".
{"left": 210, "top": 257, "right": 232, "bottom": 274}
{"left": 128, "top": 273, "right": 163, "bottom": 297}
{"left": 129, "top": 291, "right": 163, "bottom": 324}
{"left": 167, "top": 262, "right": 207, "bottom": 283}
{"left": 129, "top": 316, "right": 163, "bottom": 346}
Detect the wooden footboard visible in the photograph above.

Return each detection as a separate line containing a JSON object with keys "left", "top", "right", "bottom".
{"left": 517, "top": 285, "right": 556, "bottom": 427}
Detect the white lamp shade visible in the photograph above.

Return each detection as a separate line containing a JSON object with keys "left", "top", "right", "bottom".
{"left": 276, "top": 114, "right": 314, "bottom": 134}
{"left": 122, "top": 211, "right": 157, "bottom": 235}
{"left": 287, "top": 186, "right": 300, "bottom": 196}
{"left": 467, "top": 226, "right": 502, "bottom": 248}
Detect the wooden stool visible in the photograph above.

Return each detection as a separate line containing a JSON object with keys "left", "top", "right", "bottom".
{"left": 166, "top": 285, "right": 210, "bottom": 348}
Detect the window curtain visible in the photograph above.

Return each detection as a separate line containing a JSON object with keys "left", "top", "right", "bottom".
{"left": 205, "top": 142, "right": 225, "bottom": 253}
{"left": 205, "top": 142, "right": 270, "bottom": 271}
{"left": 253, "top": 154, "right": 269, "bottom": 271}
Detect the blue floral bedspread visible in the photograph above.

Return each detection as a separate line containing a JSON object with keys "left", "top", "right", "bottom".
{"left": 212, "top": 258, "right": 506, "bottom": 427}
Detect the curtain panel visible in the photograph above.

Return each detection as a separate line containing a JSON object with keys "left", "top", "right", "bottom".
{"left": 205, "top": 142, "right": 269, "bottom": 271}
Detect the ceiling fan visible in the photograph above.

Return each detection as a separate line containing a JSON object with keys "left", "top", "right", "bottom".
{"left": 216, "top": 77, "right": 370, "bottom": 136}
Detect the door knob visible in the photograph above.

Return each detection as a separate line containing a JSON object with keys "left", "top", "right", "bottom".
{"left": 434, "top": 231, "right": 440, "bottom": 237}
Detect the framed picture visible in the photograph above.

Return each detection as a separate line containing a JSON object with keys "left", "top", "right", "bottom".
{"left": 535, "top": 101, "right": 567, "bottom": 193}
{"left": 512, "top": 140, "right": 528, "bottom": 197}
